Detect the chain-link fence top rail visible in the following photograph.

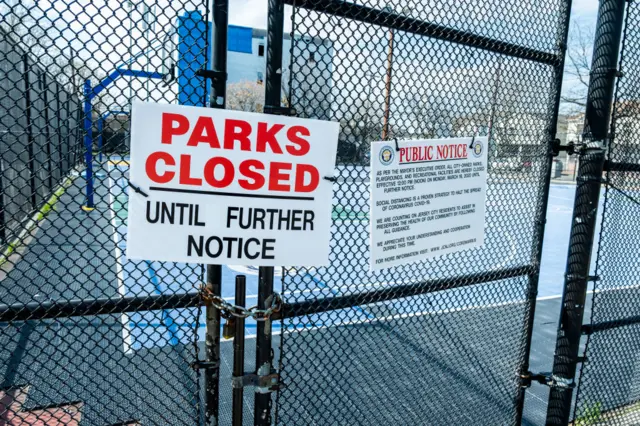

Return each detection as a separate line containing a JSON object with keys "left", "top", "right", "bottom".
{"left": 573, "top": 1, "right": 640, "bottom": 424}
{"left": 276, "top": 0, "right": 569, "bottom": 424}
{"left": 0, "top": 1, "right": 212, "bottom": 424}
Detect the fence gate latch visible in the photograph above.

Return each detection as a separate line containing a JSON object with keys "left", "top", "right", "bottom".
{"left": 520, "top": 371, "right": 549, "bottom": 388}
{"left": 232, "top": 372, "right": 281, "bottom": 392}
{"left": 520, "top": 371, "right": 576, "bottom": 389}
{"left": 190, "top": 360, "right": 219, "bottom": 370}
{"left": 551, "top": 139, "right": 577, "bottom": 157}
{"left": 195, "top": 69, "right": 227, "bottom": 83}
{"left": 264, "top": 105, "right": 296, "bottom": 116}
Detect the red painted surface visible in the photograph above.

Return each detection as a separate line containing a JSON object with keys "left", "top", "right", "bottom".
{"left": 0, "top": 385, "right": 83, "bottom": 426}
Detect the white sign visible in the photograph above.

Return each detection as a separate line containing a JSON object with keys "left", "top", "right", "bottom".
{"left": 126, "top": 102, "right": 339, "bottom": 266}
{"left": 370, "top": 137, "right": 488, "bottom": 270}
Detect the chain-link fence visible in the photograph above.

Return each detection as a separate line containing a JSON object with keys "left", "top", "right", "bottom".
{"left": 274, "top": 0, "right": 570, "bottom": 424}
{"left": 572, "top": 1, "right": 640, "bottom": 423}
{"left": 8, "top": 0, "right": 640, "bottom": 424}
{"left": 0, "top": 27, "right": 83, "bottom": 246}
{"left": 0, "top": 1, "right": 210, "bottom": 424}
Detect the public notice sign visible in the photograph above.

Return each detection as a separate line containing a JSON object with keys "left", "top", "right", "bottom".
{"left": 369, "top": 137, "right": 488, "bottom": 270}
{"left": 126, "top": 102, "right": 339, "bottom": 266}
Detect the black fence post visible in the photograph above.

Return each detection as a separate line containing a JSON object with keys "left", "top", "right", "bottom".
{"left": 22, "top": 54, "right": 37, "bottom": 210}
{"left": 204, "top": 264, "right": 222, "bottom": 426}
{"left": 232, "top": 275, "right": 246, "bottom": 426}
{"left": 55, "top": 82, "right": 64, "bottom": 175}
{"left": 255, "top": 1, "right": 285, "bottom": 424}
{"left": 203, "top": 1, "right": 229, "bottom": 425}
{"left": 73, "top": 100, "right": 82, "bottom": 168}
{"left": 66, "top": 95, "right": 73, "bottom": 169}
{"left": 210, "top": 0, "right": 228, "bottom": 109}
{"left": 265, "top": 0, "right": 284, "bottom": 109}
{"left": 255, "top": 267, "right": 275, "bottom": 426}
{"left": 545, "top": 0, "right": 627, "bottom": 423}
{"left": 40, "top": 72, "right": 54, "bottom": 191}
{"left": 514, "top": 0, "right": 573, "bottom": 423}
{"left": 0, "top": 150, "right": 5, "bottom": 244}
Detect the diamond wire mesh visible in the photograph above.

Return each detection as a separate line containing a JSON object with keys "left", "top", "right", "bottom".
{"left": 573, "top": 2, "right": 640, "bottom": 424}
{"left": 276, "top": 0, "right": 568, "bottom": 424}
{"left": 0, "top": 26, "right": 83, "bottom": 243}
{"left": 0, "top": 1, "right": 211, "bottom": 424}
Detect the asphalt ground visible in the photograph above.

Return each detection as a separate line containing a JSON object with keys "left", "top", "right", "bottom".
{"left": 0, "top": 159, "right": 610, "bottom": 425}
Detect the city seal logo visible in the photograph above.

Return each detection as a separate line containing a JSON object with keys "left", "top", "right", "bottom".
{"left": 471, "top": 139, "right": 484, "bottom": 158}
{"left": 379, "top": 146, "right": 395, "bottom": 166}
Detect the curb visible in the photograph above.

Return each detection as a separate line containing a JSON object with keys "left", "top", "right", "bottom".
{"left": 0, "top": 175, "right": 76, "bottom": 269}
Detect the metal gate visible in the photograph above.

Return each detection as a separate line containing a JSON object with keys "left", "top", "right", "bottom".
{"left": 7, "top": 0, "right": 627, "bottom": 424}
{"left": 268, "top": 0, "right": 571, "bottom": 424}
{"left": 0, "top": 1, "right": 209, "bottom": 424}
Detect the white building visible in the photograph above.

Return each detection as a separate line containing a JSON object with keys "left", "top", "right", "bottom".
{"left": 565, "top": 113, "right": 585, "bottom": 144}
{"left": 556, "top": 114, "right": 568, "bottom": 144}
{"left": 225, "top": 25, "right": 334, "bottom": 119}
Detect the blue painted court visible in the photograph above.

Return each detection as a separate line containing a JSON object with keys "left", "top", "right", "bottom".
{"left": 105, "top": 156, "right": 588, "bottom": 353}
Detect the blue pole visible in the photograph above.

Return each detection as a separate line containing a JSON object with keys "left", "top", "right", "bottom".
{"left": 177, "top": 11, "right": 209, "bottom": 106}
{"left": 83, "top": 79, "right": 94, "bottom": 210}
{"left": 97, "top": 117, "right": 103, "bottom": 163}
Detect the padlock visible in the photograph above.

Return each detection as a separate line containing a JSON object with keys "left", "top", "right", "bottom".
{"left": 222, "top": 318, "right": 236, "bottom": 339}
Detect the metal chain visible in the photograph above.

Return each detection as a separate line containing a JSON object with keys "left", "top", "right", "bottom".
{"left": 200, "top": 285, "right": 282, "bottom": 321}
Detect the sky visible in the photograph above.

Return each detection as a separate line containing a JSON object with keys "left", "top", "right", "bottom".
{"left": 229, "top": 0, "right": 601, "bottom": 116}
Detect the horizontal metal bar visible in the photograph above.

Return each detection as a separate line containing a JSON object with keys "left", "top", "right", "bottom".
{"left": 119, "top": 68, "right": 165, "bottom": 80}
{"left": 286, "top": 0, "right": 559, "bottom": 65}
{"left": 604, "top": 160, "right": 640, "bottom": 173}
{"left": 276, "top": 265, "right": 534, "bottom": 320}
{"left": 0, "top": 293, "right": 200, "bottom": 322}
{"left": 582, "top": 315, "right": 640, "bottom": 335}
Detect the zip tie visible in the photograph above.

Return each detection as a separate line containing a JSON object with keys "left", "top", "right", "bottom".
{"left": 127, "top": 180, "right": 148, "bottom": 197}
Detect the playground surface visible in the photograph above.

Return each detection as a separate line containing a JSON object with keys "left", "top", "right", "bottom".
{"left": 103, "top": 156, "right": 586, "bottom": 353}
{"left": 0, "top": 155, "right": 606, "bottom": 425}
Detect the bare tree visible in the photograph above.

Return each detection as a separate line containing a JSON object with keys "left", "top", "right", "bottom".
{"left": 561, "top": 20, "right": 595, "bottom": 113}
{"left": 63, "top": 59, "right": 107, "bottom": 97}
{"left": 226, "top": 81, "right": 265, "bottom": 112}
{"left": 0, "top": 0, "right": 48, "bottom": 55}
{"left": 399, "top": 92, "right": 452, "bottom": 139}
{"left": 335, "top": 86, "right": 385, "bottom": 163}
{"left": 1, "top": 0, "right": 82, "bottom": 92}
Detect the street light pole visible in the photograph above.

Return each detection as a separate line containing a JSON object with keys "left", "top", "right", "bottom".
{"left": 360, "top": 72, "right": 373, "bottom": 163}
{"left": 381, "top": 6, "right": 411, "bottom": 140}
{"left": 488, "top": 55, "right": 503, "bottom": 142}
{"left": 381, "top": 27, "right": 394, "bottom": 140}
